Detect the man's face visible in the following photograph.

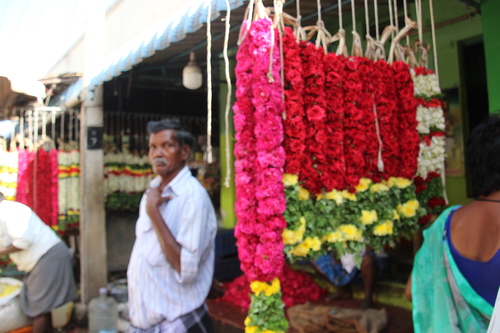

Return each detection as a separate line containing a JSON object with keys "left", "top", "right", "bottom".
{"left": 148, "top": 129, "right": 190, "bottom": 178}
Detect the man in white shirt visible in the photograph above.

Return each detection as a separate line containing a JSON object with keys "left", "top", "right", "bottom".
{"left": 0, "top": 193, "right": 77, "bottom": 333}
{"left": 127, "top": 119, "right": 217, "bottom": 333}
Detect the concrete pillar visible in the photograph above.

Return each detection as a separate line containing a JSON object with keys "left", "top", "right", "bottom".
{"left": 79, "top": 85, "right": 107, "bottom": 303}
{"left": 80, "top": 0, "right": 107, "bottom": 303}
{"left": 481, "top": 0, "right": 500, "bottom": 113}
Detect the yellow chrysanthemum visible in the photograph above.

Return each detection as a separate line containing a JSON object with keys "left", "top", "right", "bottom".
{"left": 373, "top": 220, "right": 394, "bottom": 236}
{"left": 355, "top": 178, "right": 372, "bottom": 192}
{"left": 316, "top": 193, "right": 325, "bottom": 200}
{"left": 338, "top": 224, "right": 362, "bottom": 241}
{"left": 245, "top": 325, "right": 258, "bottom": 333}
{"left": 297, "top": 186, "right": 310, "bottom": 200}
{"left": 359, "top": 210, "right": 378, "bottom": 225}
{"left": 392, "top": 209, "right": 400, "bottom": 221}
{"left": 341, "top": 190, "right": 357, "bottom": 201}
{"left": 325, "top": 189, "right": 345, "bottom": 205}
{"left": 244, "top": 317, "right": 251, "bottom": 326}
{"left": 283, "top": 173, "right": 298, "bottom": 187}
{"left": 282, "top": 229, "right": 303, "bottom": 245}
{"left": 289, "top": 242, "right": 310, "bottom": 257}
{"left": 303, "top": 236, "right": 322, "bottom": 251}
{"left": 250, "top": 281, "right": 268, "bottom": 296}
{"left": 388, "top": 177, "right": 412, "bottom": 189}
{"left": 299, "top": 216, "right": 307, "bottom": 230}
{"left": 322, "top": 231, "right": 344, "bottom": 243}
{"left": 264, "top": 278, "right": 281, "bottom": 296}
{"left": 370, "top": 183, "right": 390, "bottom": 193}
{"left": 398, "top": 200, "right": 420, "bottom": 218}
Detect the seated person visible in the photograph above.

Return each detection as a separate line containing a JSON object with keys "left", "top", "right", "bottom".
{"left": 312, "top": 247, "right": 387, "bottom": 309}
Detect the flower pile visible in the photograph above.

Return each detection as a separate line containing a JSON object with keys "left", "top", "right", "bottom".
{"left": 280, "top": 28, "right": 422, "bottom": 263}
{"left": 233, "top": 18, "right": 288, "bottom": 333}
{"left": 219, "top": 264, "right": 327, "bottom": 311}
{"left": 411, "top": 67, "right": 447, "bottom": 225}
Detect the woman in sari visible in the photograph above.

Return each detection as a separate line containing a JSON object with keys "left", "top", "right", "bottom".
{"left": 407, "top": 114, "right": 500, "bottom": 332}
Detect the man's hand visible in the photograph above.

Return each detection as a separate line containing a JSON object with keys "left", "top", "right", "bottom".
{"left": 145, "top": 187, "right": 172, "bottom": 217}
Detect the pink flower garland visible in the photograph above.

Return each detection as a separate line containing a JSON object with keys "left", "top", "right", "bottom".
{"left": 233, "top": 18, "right": 286, "bottom": 283}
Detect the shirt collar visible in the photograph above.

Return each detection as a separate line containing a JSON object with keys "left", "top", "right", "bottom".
{"left": 150, "top": 165, "right": 191, "bottom": 197}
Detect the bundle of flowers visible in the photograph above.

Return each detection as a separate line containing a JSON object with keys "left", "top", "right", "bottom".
{"left": 233, "top": 18, "right": 288, "bottom": 333}
{"left": 58, "top": 149, "right": 81, "bottom": 234}
{"left": 35, "top": 148, "right": 59, "bottom": 228}
{"left": 0, "top": 149, "right": 18, "bottom": 201}
{"left": 283, "top": 175, "right": 424, "bottom": 264}
{"left": 16, "top": 149, "right": 35, "bottom": 208}
{"left": 219, "top": 264, "right": 327, "bottom": 311}
{"left": 411, "top": 67, "right": 447, "bottom": 225}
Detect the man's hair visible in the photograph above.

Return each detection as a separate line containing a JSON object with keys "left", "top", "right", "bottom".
{"left": 0, "top": 192, "right": 4, "bottom": 201}
{"left": 147, "top": 118, "right": 195, "bottom": 149}
{"left": 466, "top": 114, "right": 500, "bottom": 197}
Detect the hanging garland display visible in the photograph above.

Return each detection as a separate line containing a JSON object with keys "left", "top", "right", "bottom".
{"left": 411, "top": 67, "right": 447, "bottom": 225}
{"left": 233, "top": 17, "right": 289, "bottom": 333}
{"left": 104, "top": 152, "right": 152, "bottom": 210}
{"left": 280, "top": 27, "right": 424, "bottom": 264}
{"left": 35, "top": 147, "right": 59, "bottom": 228}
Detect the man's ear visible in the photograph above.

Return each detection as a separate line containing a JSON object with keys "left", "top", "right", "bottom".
{"left": 181, "top": 145, "right": 191, "bottom": 161}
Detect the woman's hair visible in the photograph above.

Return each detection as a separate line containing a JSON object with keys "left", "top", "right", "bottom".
{"left": 146, "top": 118, "right": 195, "bottom": 149}
{"left": 466, "top": 114, "right": 500, "bottom": 197}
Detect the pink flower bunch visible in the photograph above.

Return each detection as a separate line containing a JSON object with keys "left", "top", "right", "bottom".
{"left": 233, "top": 18, "right": 286, "bottom": 283}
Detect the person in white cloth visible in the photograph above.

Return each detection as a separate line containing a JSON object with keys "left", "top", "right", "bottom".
{"left": 127, "top": 118, "right": 217, "bottom": 333}
{"left": 0, "top": 192, "right": 77, "bottom": 333}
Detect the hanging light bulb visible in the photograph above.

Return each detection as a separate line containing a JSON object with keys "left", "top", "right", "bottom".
{"left": 182, "top": 52, "right": 202, "bottom": 90}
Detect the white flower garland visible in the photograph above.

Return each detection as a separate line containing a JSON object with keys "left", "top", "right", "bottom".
{"left": 411, "top": 69, "right": 442, "bottom": 97}
{"left": 417, "top": 136, "right": 446, "bottom": 179}
{"left": 416, "top": 105, "right": 446, "bottom": 134}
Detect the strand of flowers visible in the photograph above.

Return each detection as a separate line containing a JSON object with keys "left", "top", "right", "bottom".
{"left": 411, "top": 67, "right": 447, "bottom": 225}
{"left": 322, "top": 51, "right": 346, "bottom": 191}
{"left": 58, "top": 149, "right": 81, "bottom": 234}
{"left": 0, "top": 149, "right": 18, "bottom": 201}
{"left": 16, "top": 148, "right": 35, "bottom": 209}
{"left": 233, "top": 18, "right": 288, "bottom": 333}
{"left": 392, "top": 61, "right": 420, "bottom": 179}
{"left": 300, "top": 42, "right": 327, "bottom": 194}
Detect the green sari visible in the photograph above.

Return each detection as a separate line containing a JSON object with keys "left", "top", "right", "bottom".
{"left": 412, "top": 205, "right": 493, "bottom": 332}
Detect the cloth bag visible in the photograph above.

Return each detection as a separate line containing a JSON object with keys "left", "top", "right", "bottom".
{"left": 0, "top": 277, "right": 31, "bottom": 333}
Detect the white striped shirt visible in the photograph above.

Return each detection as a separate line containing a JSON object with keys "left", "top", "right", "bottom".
{"left": 127, "top": 166, "right": 217, "bottom": 329}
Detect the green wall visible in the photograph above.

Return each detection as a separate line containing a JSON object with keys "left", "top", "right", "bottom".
{"left": 482, "top": 0, "right": 500, "bottom": 114}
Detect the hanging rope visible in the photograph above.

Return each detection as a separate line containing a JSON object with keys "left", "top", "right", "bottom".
{"left": 388, "top": 18, "right": 417, "bottom": 64}
{"left": 237, "top": 0, "right": 254, "bottom": 45}
{"left": 374, "top": 0, "right": 379, "bottom": 40}
{"left": 336, "top": 0, "right": 348, "bottom": 56}
{"left": 351, "top": 0, "right": 363, "bottom": 56}
{"left": 222, "top": 0, "right": 232, "bottom": 188}
{"left": 429, "top": 0, "right": 439, "bottom": 80}
{"left": 364, "top": 0, "right": 376, "bottom": 60}
{"left": 403, "top": 0, "right": 410, "bottom": 46}
{"left": 206, "top": 0, "right": 213, "bottom": 163}
{"left": 388, "top": 0, "right": 395, "bottom": 39}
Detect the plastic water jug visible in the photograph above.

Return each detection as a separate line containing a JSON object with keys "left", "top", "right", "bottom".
{"left": 88, "top": 287, "right": 118, "bottom": 333}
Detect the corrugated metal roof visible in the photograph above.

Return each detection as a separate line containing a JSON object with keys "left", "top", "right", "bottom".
{"left": 89, "top": 0, "right": 245, "bottom": 91}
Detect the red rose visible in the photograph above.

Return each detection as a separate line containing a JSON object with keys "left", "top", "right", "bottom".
{"left": 306, "top": 105, "right": 326, "bottom": 122}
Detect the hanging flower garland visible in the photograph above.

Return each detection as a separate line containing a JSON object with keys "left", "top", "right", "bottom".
{"left": 233, "top": 18, "right": 288, "bottom": 333}
{"left": 411, "top": 67, "right": 447, "bottom": 225}
{"left": 58, "top": 148, "right": 81, "bottom": 234}
{"left": 0, "top": 149, "right": 18, "bottom": 201}
{"left": 16, "top": 148, "right": 35, "bottom": 209}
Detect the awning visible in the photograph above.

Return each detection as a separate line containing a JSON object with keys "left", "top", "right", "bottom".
{"left": 89, "top": 0, "right": 245, "bottom": 91}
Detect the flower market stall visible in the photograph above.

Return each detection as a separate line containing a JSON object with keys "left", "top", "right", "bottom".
{"left": 228, "top": 0, "right": 447, "bottom": 331}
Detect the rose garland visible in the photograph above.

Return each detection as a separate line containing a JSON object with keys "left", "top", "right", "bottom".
{"left": 233, "top": 18, "right": 288, "bottom": 333}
